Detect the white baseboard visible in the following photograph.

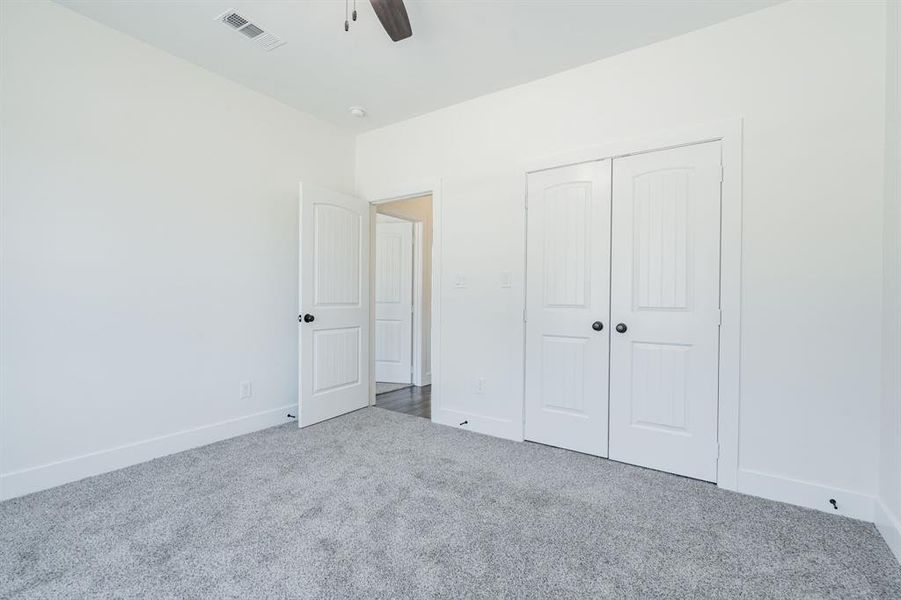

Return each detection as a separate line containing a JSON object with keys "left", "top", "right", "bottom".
{"left": 875, "top": 498, "right": 901, "bottom": 564}
{"left": 0, "top": 404, "right": 294, "bottom": 501}
{"left": 432, "top": 407, "right": 523, "bottom": 442}
{"left": 736, "top": 468, "right": 875, "bottom": 522}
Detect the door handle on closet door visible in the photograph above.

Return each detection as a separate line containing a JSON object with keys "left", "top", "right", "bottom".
{"left": 592, "top": 321, "right": 604, "bottom": 331}
{"left": 615, "top": 323, "right": 627, "bottom": 333}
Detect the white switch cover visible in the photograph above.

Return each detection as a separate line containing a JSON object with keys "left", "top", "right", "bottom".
{"left": 500, "top": 271, "right": 512, "bottom": 288}
{"left": 454, "top": 273, "right": 468, "bottom": 288}
{"left": 240, "top": 380, "right": 253, "bottom": 399}
{"left": 476, "top": 378, "right": 486, "bottom": 394}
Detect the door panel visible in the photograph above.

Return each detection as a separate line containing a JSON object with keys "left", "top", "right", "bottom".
{"left": 312, "top": 327, "right": 361, "bottom": 393}
{"left": 375, "top": 218, "right": 414, "bottom": 383}
{"left": 299, "top": 183, "right": 370, "bottom": 427}
{"left": 540, "top": 336, "right": 589, "bottom": 413}
{"left": 609, "top": 142, "right": 722, "bottom": 481}
{"left": 524, "top": 160, "right": 611, "bottom": 457}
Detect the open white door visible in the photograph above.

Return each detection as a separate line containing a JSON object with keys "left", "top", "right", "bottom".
{"left": 298, "top": 183, "right": 370, "bottom": 427}
{"left": 375, "top": 216, "right": 414, "bottom": 384}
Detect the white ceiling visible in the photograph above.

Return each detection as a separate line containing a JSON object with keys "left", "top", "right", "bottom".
{"left": 57, "top": 0, "right": 781, "bottom": 132}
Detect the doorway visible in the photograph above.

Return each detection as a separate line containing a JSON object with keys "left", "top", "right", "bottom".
{"left": 372, "top": 194, "right": 433, "bottom": 419}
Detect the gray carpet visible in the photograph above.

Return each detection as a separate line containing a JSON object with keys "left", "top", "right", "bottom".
{"left": 376, "top": 382, "right": 412, "bottom": 395}
{"left": 2, "top": 408, "right": 900, "bottom": 599}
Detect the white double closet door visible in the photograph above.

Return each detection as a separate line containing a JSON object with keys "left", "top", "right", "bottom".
{"left": 525, "top": 142, "right": 722, "bottom": 482}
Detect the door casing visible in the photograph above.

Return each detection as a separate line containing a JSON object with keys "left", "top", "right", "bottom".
{"left": 522, "top": 118, "right": 743, "bottom": 490}
{"left": 367, "top": 183, "right": 443, "bottom": 419}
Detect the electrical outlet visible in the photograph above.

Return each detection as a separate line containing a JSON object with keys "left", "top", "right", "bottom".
{"left": 240, "top": 380, "right": 253, "bottom": 400}
{"left": 476, "top": 377, "right": 486, "bottom": 394}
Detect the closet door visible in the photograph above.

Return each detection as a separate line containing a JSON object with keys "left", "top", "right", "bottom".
{"left": 608, "top": 142, "right": 722, "bottom": 482}
{"left": 524, "top": 160, "right": 611, "bottom": 457}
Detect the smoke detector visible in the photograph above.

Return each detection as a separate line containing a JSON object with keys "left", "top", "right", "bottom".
{"left": 216, "top": 10, "right": 285, "bottom": 51}
{"left": 349, "top": 107, "right": 367, "bottom": 119}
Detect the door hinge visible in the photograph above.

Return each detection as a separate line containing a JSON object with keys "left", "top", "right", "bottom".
{"left": 719, "top": 165, "right": 724, "bottom": 183}
{"left": 523, "top": 309, "right": 527, "bottom": 323}
{"left": 717, "top": 309, "right": 722, "bottom": 326}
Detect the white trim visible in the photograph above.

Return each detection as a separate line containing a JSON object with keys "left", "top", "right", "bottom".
{"left": 522, "top": 118, "right": 742, "bottom": 175}
{"left": 875, "top": 499, "right": 901, "bottom": 564}
{"left": 0, "top": 405, "right": 294, "bottom": 501}
{"left": 736, "top": 468, "right": 875, "bottom": 522}
{"left": 520, "top": 118, "right": 743, "bottom": 491}
{"left": 376, "top": 213, "right": 406, "bottom": 224}
{"left": 435, "top": 407, "right": 523, "bottom": 441}
{"left": 366, "top": 180, "right": 443, "bottom": 418}
{"left": 411, "top": 220, "right": 427, "bottom": 386}
{"left": 716, "top": 120, "right": 743, "bottom": 491}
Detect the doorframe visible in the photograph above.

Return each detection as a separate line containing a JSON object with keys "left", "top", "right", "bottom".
{"left": 365, "top": 180, "right": 442, "bottom": 415}
{"left": 523, "top": 118, "right": 743, "bottom": 491}
{"left": 411, "top": 220, "right": 429, "bottom": 386}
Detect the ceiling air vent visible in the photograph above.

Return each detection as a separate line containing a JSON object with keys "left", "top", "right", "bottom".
{"left": 216, "top": 10, "right": 285, "bottom": 51}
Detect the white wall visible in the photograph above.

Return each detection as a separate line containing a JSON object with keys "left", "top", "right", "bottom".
{"left": 0, "top": 0, "right": 354, "bottom": 498}
{"left": 356, "top": 0, "right": 887, "bottom": 517}
{"left": 878, "top": 0, "right": 901, "bottom": 562}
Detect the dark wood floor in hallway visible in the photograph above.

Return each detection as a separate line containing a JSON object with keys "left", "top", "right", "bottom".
{"left": 375, "top": 385, "right": 431, "bottom": 419}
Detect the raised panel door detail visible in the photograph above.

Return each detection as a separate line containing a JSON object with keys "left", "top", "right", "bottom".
{"left": 375, "top": 319, "right": 404, "bottom": 363}
{"left": 312, "top": 327, "right": 361, "bottom": 393}
{"left": 315, "top": 204, "right": 361, "bottom": 307}
{"left": 540, "top": 335, "right": 588, "bottom": 414}
{"left": 632, "top": 169, "right": 690, "bottom": 310}
{"left": 630, "top": 342, "right": 690, "bottom": 433}
{"left": 376, "top": 234, "right": 403, "bottom": 304}
{"left": 543, "top": 182, "right": 591, "bottom": 308}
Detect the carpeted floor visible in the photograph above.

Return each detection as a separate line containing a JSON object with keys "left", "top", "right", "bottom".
{"left": 2, "top": 408, "right": 900, "bottom": 599}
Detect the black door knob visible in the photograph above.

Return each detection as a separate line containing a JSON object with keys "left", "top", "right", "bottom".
{"left": 303, "top": 314, "right": 315, "bottom": 323}
{"left": 592, "top": 321, "right": 604, "bottom": 331}
{"left": 615, "top": 323, "right": 627, "bottom": 333}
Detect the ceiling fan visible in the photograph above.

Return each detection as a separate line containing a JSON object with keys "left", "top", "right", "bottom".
{"left": 345, "top": 0, "right": 412, "bottom": 42}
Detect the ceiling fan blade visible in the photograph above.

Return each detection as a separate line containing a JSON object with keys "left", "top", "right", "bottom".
{"left": 369, "top": 0, "right": 412, "bottom": 42}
